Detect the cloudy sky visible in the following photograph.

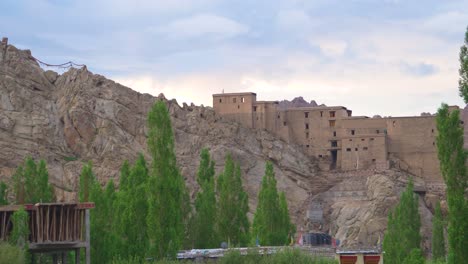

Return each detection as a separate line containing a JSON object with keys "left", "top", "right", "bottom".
{"left": 1, "top": 0, "right": 467, "bottom": 116}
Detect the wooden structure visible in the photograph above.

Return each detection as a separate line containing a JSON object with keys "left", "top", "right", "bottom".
{"left": 0, "top": 202, "right": 94, "bottom": 264}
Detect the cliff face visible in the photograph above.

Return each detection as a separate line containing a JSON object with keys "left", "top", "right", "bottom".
{"left": 0, "top": 43, "right": 442, "bottom": 249}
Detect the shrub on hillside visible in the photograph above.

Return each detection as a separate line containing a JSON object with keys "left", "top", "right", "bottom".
{"left": 0, "top": 242, "right": 26, "bottom": 264}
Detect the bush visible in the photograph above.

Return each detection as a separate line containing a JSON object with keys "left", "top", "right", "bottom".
{"left": 219, "top": 248, "right": 338, "bottom": 264}
{"left": 0, "top": 242, "right": 26, "bottom": 264}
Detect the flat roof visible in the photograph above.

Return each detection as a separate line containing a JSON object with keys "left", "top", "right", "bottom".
{"left": 213, "top": 92, "right": 256, "bottom": 97}
{"left": 255, "top": 101, "right": 279, "bottom": 104}
{"left": 286, "top": 106, "right": 349, "bottom": 111}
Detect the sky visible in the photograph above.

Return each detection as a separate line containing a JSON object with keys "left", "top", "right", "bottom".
{"left": 1, "top": 0, "right": 467, "bottom": 117}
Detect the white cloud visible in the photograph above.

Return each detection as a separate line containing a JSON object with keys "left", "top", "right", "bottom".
{"left": 310, "top": 38, "right": 348, "bottom": 57}
{"left": 152, "top": 14, "right": 249, "bottom": 40}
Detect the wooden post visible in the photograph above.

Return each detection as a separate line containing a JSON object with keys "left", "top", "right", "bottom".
{"left": 75, "top": 249, "right": 81, "bottom": 264}
{"left": 85, "top": 209, "right": 90, "bottom": 264}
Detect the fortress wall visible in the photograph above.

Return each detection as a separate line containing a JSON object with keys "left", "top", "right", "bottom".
{"left": 385, "top": 116, "right": 440, "bottom": 180}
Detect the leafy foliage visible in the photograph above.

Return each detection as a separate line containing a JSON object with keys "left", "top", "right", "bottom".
{"left": 9, "top": 206, "right": 29, "bottom": 250}
{"left": 459, "top": 26, "right": 468, "bottom": 103}
{"left": 219, "top": 248, "right": 338, "bottom": 264}
{"left": 436, "top": 104, "right": 468, "bottom": 264}
{"left": 146, "top": 100, "right": 188, "bottom": 259}
{"left": 0, "top": 242, "right": 26, "bottom": 264}
{"left": 252, "top": 161, "right": 294, "bottom": 246}
{"left": 217, "top": 154, "right": 250, "bottom": 246}
{"left": 383, "top": 178, "right": 421, "bottom": 264}
{"left": 431, "top": 201, "right": 445, "bottom": 261}
{"left": 12, "top": 156, "right": 54, "bottom": 204}
{"left": 191, "top": 148, "right": 218, "bottom": 248}
{"left": 0, "top": 181, "right": 7, "bottom": 205}
{"left": 116, "top": 155, "right": 150, "bottom": 259}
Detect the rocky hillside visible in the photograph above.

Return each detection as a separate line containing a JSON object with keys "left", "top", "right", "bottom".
{"left": 278, "top": 96, "right": 323, "bottom": 110}
{"left": 0, "top": 42, "right": 444, "bottom": 249}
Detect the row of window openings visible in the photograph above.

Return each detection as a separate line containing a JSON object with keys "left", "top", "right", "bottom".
{"left": 346, "top": 147, "right": 369, "bottom": 151}
{"left": 316, "top": 154, "right": 376, "bottom": 162}
{"left": 219, "top": 97, "right": 246, "bottom": 103}
{"left": 304, "top": 111, "right": 336, "bottom": 118}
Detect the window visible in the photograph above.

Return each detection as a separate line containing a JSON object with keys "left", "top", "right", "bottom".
{"left": 283, "top": 121, "right": 287, "bottom": 126}
{"left": 241, "top": 97, "right": 245, "bottom": 103}
{"left": 330, "top": 111, "right": 336, "bottom": 118}
{"left": 233, "top": 98, "right": 237, "bottom": 103}
{"left": 433, "top": 142, "right": 435, "bottom": 146}
{"left": 237, "top": 105, "right": 240, "bottom": 109}
{"left": 349, "top": 139, "right": 352, "bottom": 141}
{"left": 331, "top": 141, "right": 337, "bottom": 147}
{"left": 355, "top": 148, "right": 358, "bottom": 151}
{"left": 333, "top": 131, "right": 336, "bottom": 137}
{"left": 329, "top": 120, "right": 335, "bottom": 127}
{"left": 346, "top": 148, "right": 351, "bottom": 152}
{"left": 351, "top": 130, "right": 355, "bottom": 135}
{"left": 306, "top": 145, "right": 310, "bottom": 148}
{"left": 363, "top": 147, "right": 368, "bottom": 150}
{"left": 306, "top": 132, "right": 309, "bottom": 139}
{"left": 277, "top": 114, "right": 280, "bottom": 119}
{"left": 219, "top": 99, "right": 222, "bottom": 103}
{"left": 320, "top": 111, "right": 323, "bottom": 117}
{"left": 253, "top": 106, "right": 257, "bottom": 112}
{"left": 318, "top": 155, "right": 323, "bottom": 158}
{"left": 372, "top": 159, "right": 376, "bottom": 162}
{"left": 305, "top": 112, "right": 309, "bottom": 118}
{"left": 370, "top": 138, "right": 375, "bottom": 141}
{"left": 305, "top": 123, "right": 309, "bottom": 130}
{"left": 376, "top": 130, "right": 380, "bottom": 134}
{"left": 431, "top": 129, "right": 434, "bottom": 133}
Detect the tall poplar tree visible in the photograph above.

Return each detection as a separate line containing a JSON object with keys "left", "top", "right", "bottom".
{"left": 116, "top": 154, "right": 150, "bottom": 259}
{"left": 79, "top": 161, "right": 95, "bottom": 202}
{"left": 192, "top": 148, "right": 218, "bottom": 248}
{"left": 146, "top": 100, "right": 188, "bottom": 259}
{"left": 383, "top": 178, "right": 421, "bottom": 264}
{"left": 253, "top": 161, "right": 285, "bottom": 246}
{"left": 431, "top": 200, "right": 445, "bottom": 261}
{"left": 458, "top": 26, "right": 468, "bottom": 102}
{"left": 436, "top": 103, "right": 468, "bottom": 264}
{"left": 35, "top": 160, "right": 54, "bottom": 203}
{"left": 217, "top": 154, "right": 250, "bottom": 246}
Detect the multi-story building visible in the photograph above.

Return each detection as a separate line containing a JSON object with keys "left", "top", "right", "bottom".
{"left": 213, "top": 92, "right": 448, "bottom": 181}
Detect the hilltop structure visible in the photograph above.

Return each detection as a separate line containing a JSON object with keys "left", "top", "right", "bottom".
{"left": 213, "top": 92, "right": 456, "bottom": 182}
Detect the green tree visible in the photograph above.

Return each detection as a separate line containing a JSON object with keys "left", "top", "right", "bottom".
{"left": 436, "top": 104, "right": 468, "bottom": 264}
{"left": 279, "top": 192, "right": 295, "bottom": 244}
{"left": 432, "top": 201, "right": 446, "bottom": 261}
{"left": 146, "top": 100, "right": 188, "bottom": 259}
{"left": 0, "top": 181, "right": 8, "bottom": 205}
{"left": 10, "top": 206, "right": 29, "bottom": 250}
{"left": 383, "top": 178, "right": 421, "bottom": 264}
{"left": 192, "top": 148, "right": 218, "bottom": 248}
{"left": 12, "top": 157, "right": 54, "bottom": 204}
{"left": 402, "top": 248, "right": 425, "bottom": 264}
{"left": 79, "top": 162, "right": 95, "bottom": 202}
{"left": 458, "top": 26, "right": 468, "bottom": 102}
{"left": 35, "top": 160, "right": 54, "bottom": 203}
{"left": 253, "top": 161, "right": 284, "bottom": 246}
{"left": 217, "top": 154, "right": 250, "bottom": 246}
{"left": 116, "top": 154, "right": 150, "bottom": 259}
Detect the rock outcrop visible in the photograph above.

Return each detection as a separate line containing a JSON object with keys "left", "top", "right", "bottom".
{"left": 0, "top": 42, "right": 444, "bottom": 249}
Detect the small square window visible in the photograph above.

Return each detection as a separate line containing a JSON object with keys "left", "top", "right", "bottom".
{"left": 306, "top": 145, "right": 310, "bottom": 148}
{"left": 283, "top": 121, "right": 287, "bottom": 126}
{"left": 330, "top": 111, "right": 336, "bottom": 118}
{"left": 376, "top": 130, "right": 380, "bottom": 134}
{"left": 361, "top": 138, "right": 365, "bottom": 141}
{"left": 253, "top": 106, "right": 257, "bottom": 112}
{"left": 331, "top": 141, "right": 337, "bottom": 147}
{"left": 363, "top": 147, "right": 368, "bottom": 150}
{"left": 318, "top": 155, "right": 323, "bottom": 158}
{"left": 351, "top": 130, "right": 355, "bottom": 135}
{"left": 372, "top": 159, "right": 376, "bottom": 162}
{"left": 346, "top": 148, "right": 351, "bottom": 152}
{"left": 349, "top": 139, "right": 352, "bottom": 141}
{"left": 233, "top": 98, "right": 237, "bottom": 103}
{"left": 370, "top": 138, "right": 374, "bottom": 141}
{"left": 355, "top": 148, "right": 358, "bottom": 151}
{"left": 329, "top": 120, "right": 335, "bottom": 127}
{"left": 219, "top": 99, "right": 222, "bottom": 103}
{"left": 238, "top": 105, "right": 240, "bottom": 109}
{"left": 320, "top": 111, "right": 323, "bottom": 117}
{"left": 333, "top": 131, "right": 336, "bottom": 137}
{"left": 305, "top": 112, "right": 309, "bottom": 118}
{"left": 431, "top": 129, "right": 434, "bottom": 133}
{"left": 305, "top": 123, "right": 309, "bottom": 130}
